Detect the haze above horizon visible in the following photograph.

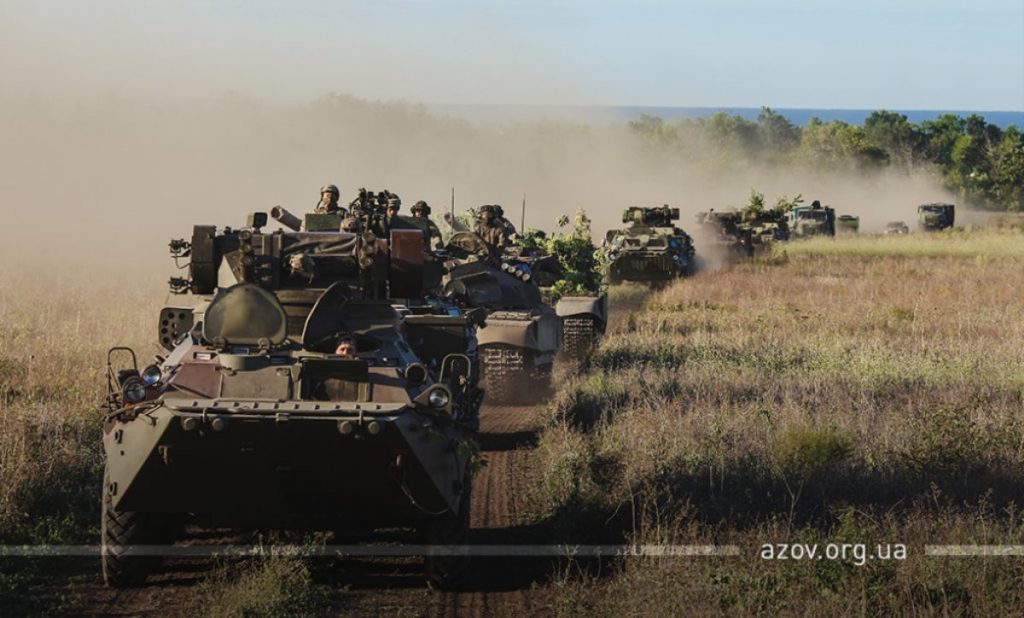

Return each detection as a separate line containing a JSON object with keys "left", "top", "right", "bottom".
{"left": 2, "top": 0, "right": 1022, "bottom": 111}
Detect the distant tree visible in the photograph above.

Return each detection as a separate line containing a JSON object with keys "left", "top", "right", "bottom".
{"left": 757, "top": 107, "right": 800, "bottom": 155}
{"left": 864, "top": 110, "right": 923, "bottom": 167}
{"left": 990, "top": 127, "right": 1024, "bottom": 211}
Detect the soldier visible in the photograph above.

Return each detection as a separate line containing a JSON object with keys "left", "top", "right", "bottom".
{"left": 411, "top": 201, "right": 444, "bottom": 249}
{"left": 475, "top": 205, "right": 509, "bottom": 253}
{"left": 493, "top": 205, "right": 519, "bottom": 242}
{"left": 334, "top": 336, "right": 357, "bottom": 358}
{"left": 371, "top": 196, "right": 402, "bottom": 238}
{"left": 315, "top": 184, "right": 348, "bottom": 216}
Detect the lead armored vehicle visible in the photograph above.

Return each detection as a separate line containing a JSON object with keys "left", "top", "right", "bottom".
{"left": 440, "top": 232, "right": 561, "bottom": 404}
{"left": 102, "top": 210, "right": 480, "bottom": 590}
{"left": 604, "top": 206, "right": 695, "bottom": 285}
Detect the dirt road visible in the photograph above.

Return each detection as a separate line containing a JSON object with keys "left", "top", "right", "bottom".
{"left": 48, "top": 402, "right": 552, "bottom": 617}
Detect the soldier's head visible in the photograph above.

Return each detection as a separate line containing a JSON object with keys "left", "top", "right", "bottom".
{"left": 494, "top": 205, "right": 504, "bottom": 218}
{"left": 341, "top": 217, "right": 359, "bottom": 233}
{"left": 411, "top": 200, "right": 431, "bottom": 218}
{"left": 320, "top": 184, "right": 340, "bottom": 207}
{"left": 334, "top": 336, "right": 356, "bottom": 358}
{"left": 386, "top": 197, "right": 401, "bottom": 219}
{"left": 478, "top": 205, "right": 494, "bottom": 222}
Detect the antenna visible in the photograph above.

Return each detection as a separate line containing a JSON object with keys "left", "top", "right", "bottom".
{"left": 521, "top": 193, "right": 526, "bottom": 231}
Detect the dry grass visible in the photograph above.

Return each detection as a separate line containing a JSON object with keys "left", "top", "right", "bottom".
{"left": 779, "top": 227, "right": 1024, "bottom": 259}
{"left": 531, "top": 231, "right": 1024, "bottom": 614}
{"left": 0, "top": 263, "right": 164, "bottom": 546}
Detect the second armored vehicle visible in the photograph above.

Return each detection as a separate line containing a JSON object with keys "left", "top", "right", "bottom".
{"left": 441, "top": 232, "right": 561, "bottom": 404}
{"left": 604, "top": 206, "right": 696, "bottom": 285}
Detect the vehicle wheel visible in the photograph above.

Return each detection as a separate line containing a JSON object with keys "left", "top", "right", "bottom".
{"left": 424, "top": 479, "right": 472, "bottom": 591}
{"left": 101, "top": 468, "right": 169, "bottom": 588}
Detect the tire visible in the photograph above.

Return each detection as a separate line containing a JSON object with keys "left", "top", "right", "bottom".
{"left": 424, "top": 479, "right": 472, "bottom": 591}
{"left": 101, "top": 467, "right": 172, "bottom": 588}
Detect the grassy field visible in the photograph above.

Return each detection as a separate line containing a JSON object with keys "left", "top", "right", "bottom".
{"left": 4, "top": 229, "right": 1024, "bottom": 614}
{"left": 529, "top": 230, "right": 1024, "bottom": 615}
{"left": 0, "top": 265, "right": 164, "bottom": 605}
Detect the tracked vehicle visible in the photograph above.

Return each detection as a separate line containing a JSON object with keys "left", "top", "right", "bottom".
{"left": 102, "top": 210, "right": 480, "bottom": 590}
{"left": 604, "top": 206, "right": 695, "bottom": 285}
{"left": 440, "top": 232, "right": 561, "bottom": 404}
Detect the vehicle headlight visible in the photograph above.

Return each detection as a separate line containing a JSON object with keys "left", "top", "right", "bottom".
{"left": 427, "top": 387, "right": 450, "bottom": 410}
{"left": 141, "top": 364, "right": 163, "bottom": 385}
{"left": 122, "top": 377, "right": 147, "bottom": 403}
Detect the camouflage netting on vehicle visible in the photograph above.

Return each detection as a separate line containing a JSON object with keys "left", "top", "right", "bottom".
{"left": 515, "top": 209, "right": 605, "bottom": 301}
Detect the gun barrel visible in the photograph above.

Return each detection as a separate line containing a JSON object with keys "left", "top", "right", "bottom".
{"left": 271, "top": 206, "right": 302, "bottom": 231}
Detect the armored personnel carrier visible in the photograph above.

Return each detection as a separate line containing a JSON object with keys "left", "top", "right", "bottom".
{"left": 440, "top": 232, "right": 561, "bottom": 404}
{"left": 604, "top": 206, "right": 696, "bottom": 285}
{"left": 102, "top": 210, "right": 480, "bottom": 590}
{"left": 917, "top": 203, "right": 955, "bottom": 231}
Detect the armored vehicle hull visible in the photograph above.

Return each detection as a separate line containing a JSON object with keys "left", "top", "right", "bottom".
{"left": 103, "top": 217, "right": 480, "bottom": 590}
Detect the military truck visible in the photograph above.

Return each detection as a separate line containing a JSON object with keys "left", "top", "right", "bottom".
{"left": 836, "top": 215, "right": 860, "bottom": 235}
{"left": 604, "top": 206, "right": 696, "bottom": 285}
{"left": 789, "top": 201, "right": 836, "bottom": 237}
{"left": 884, "top": 221, "right": 910, "bottom": 235}
{"left": 917, "top": 203, "right": 955, "bottom": 231}
{"left": 440, "top": 232, "right": 561, "bottom": 404}
{"left": 103, "top": 209, "right": 480, "bottom": 590}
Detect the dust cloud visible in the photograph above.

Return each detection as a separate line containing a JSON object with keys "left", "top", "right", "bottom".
{"left": 0, "top": 94, "right": 956, "bottom": 273}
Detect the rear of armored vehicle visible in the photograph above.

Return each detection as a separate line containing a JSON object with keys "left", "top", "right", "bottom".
{"left": 441, "top": 232, "right": 563, "bottom": 403}
{"left": 102, "top": 219, "right": 478, "bottom": 589}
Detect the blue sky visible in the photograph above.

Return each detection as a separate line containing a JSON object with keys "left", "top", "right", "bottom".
{"left": 2, "top": 0, "right": 1022, "bottom": 110}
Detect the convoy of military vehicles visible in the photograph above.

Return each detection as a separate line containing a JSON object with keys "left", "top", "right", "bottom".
{"left": 100, "top": 187, "right": 945, "bottom": 591}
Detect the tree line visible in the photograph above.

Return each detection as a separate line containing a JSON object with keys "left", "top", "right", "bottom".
{"left": 628, "top": 108, "right": 1024, "bottom": 211}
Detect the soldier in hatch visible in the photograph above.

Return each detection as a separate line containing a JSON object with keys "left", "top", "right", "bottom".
{"left": 411, "top": 201, "right": 444, "bottom": 249}
{"left": 475, "top": 205, "right": 510, "bottom": 253}
{"left": 314, "top": 184, "right": 347, "bottom": 216}
{"left": 493, "top": 205, "right": 518, "bottom": 241}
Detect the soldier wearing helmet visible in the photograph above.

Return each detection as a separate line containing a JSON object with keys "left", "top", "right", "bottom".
{"left": 493, "top": 204, "right": 519, "bottom": 242}
{"left": 411, "top": 200, "right": 444, "bottom": 249}
{"left": 315, "top": 184, "right": 348, "bottom": 216}
{"left": 475, "top": 204, "right": 510, "bottom": 253}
